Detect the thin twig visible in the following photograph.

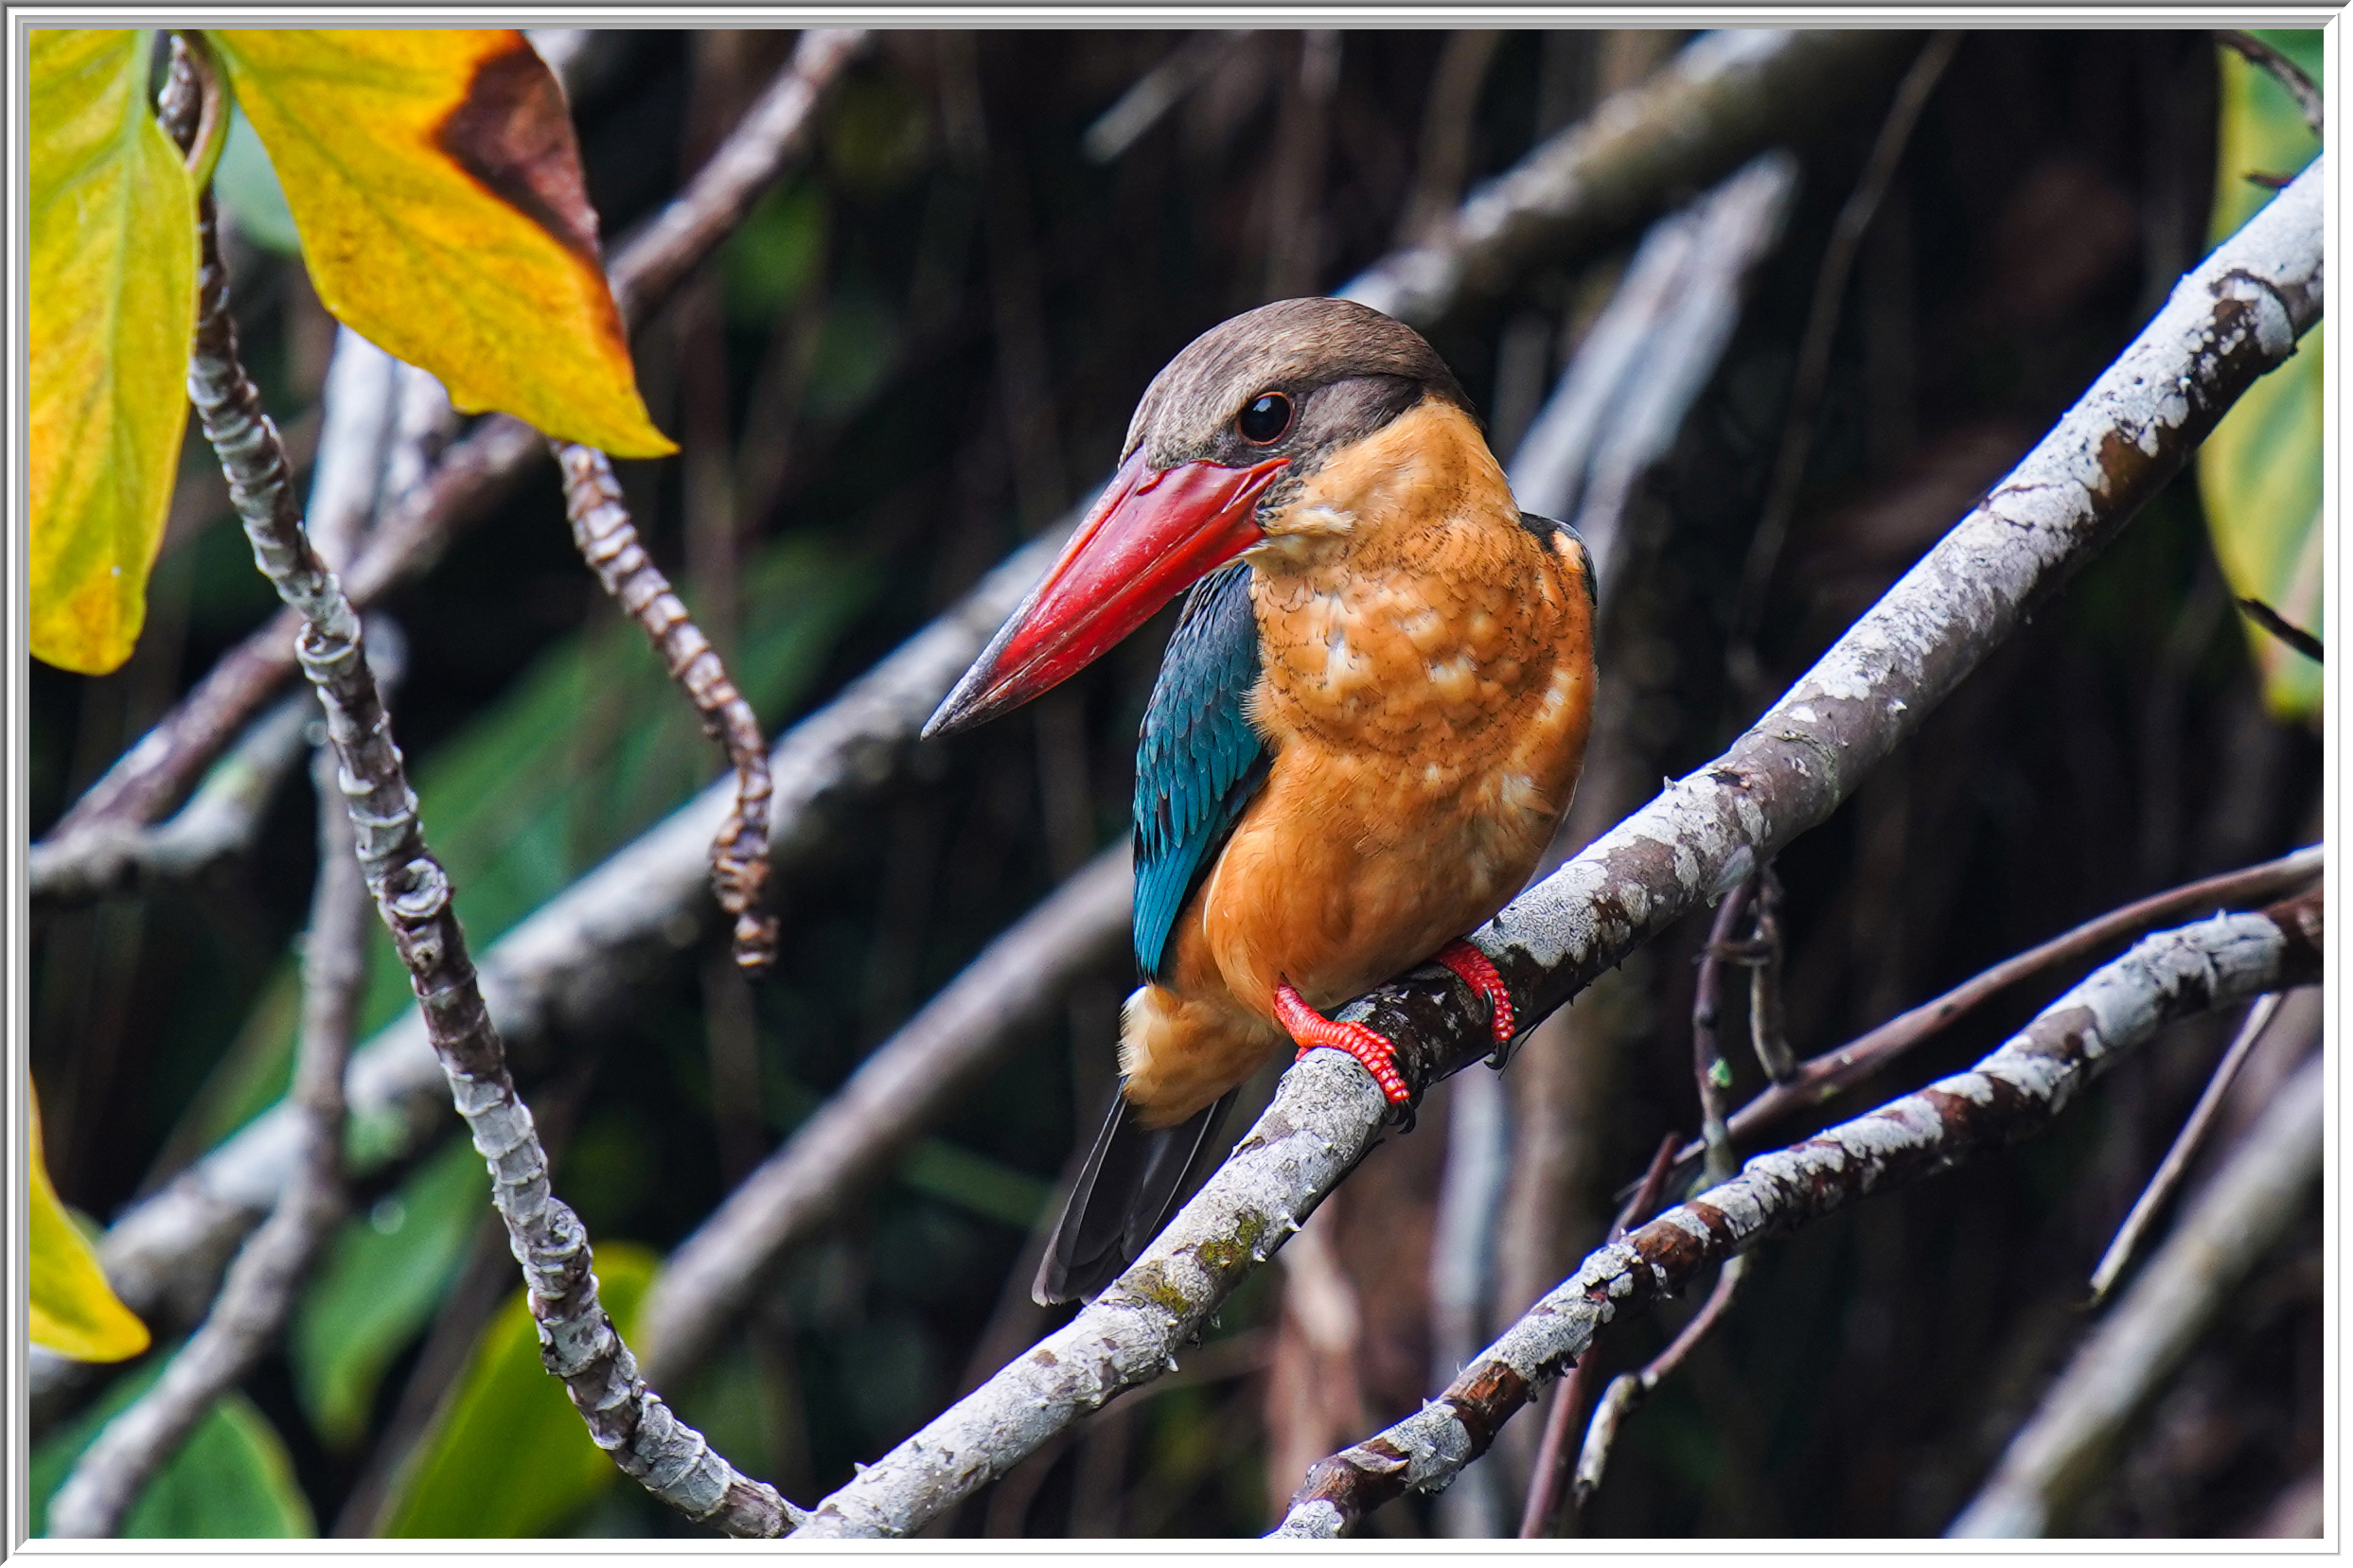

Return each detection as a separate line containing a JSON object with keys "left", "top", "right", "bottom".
{"left": 141, "top": 45, "right": 796, "bottom": 1534}
{"left": 1692, "top": 879, "right": 1760, "bottom": 1186}
{"left": 44, "top": 742, "right": 367, "bottom": 1538}
{"left": 2217, "top": 29, "right": 2324, "bottom": 137}
{"left": 40, "top": 29, "right": 871, "bottom": 846}
{"left": 1571, "top": 1252, "right": 1750, "bottom": 1508}
{"left": 1728, "top": 30, "right": 1961, "bottom": 685}
{"left": 1080, "top": 30, "right": 1248, "bottom": 164}
{"left": 1273, "top": 889, "right": 2322, "bottom": 1536}
{"left": 553, "top": 444, "right": 777, "bottom": 977}
{"left": 1517, "top": 1132, "right": 1677, "bottom": 1538}
{"left": 2085, "top": 992, "right": 2283, "bottom": 1307}
{"left": 1664, "top": 843, "right": 2326, "bottom": 1185}
{"left": 2236, "top": 595, "right": 2325, "bottom": 661}
{"left": 1950, "top": 1047, "right": 2324, "bottom": 1538}
{"left": 1745, "top": 865, "right": 1796, "bottom": 1084}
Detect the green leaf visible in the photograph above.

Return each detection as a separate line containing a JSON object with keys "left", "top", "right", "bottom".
{"left": 206, "top": 28, "right": 673, "bottom": 456}
{"left": 31, "top": 1353, "right": 314, "bottom": 1537}
{"left": 377, "top": 1242, "right": 660, "bottom": 1538}
{"left": 290, "top": 1134, "right": 488, "bottom": 1448}
{"left": 27, "top": 28, "right": 200, "bottom": 675}
{"left": 213, "top": 98, "right": 300, "bottom": 254}
{"left": 28, "top": 1080, "right": 149, "bottom": 1363}
{"left": 2200, "top": 31, "right": 2323, "bottom": 720}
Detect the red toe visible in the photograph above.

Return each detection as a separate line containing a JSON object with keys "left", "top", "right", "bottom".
{"left": 1274, "top": 983, "right": 1410, "bottom": 1104}
{"left": 1437, "top": 939, "right": 1514, "bottom": 1044}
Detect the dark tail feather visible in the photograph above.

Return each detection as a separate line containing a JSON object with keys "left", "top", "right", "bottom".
{"left": 1033, "top": 1088, "right": 1239, "bottom": 1306}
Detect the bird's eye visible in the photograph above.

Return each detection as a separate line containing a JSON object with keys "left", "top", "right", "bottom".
{"left": 1237, "top": 392, "right": 1292, "bottom": 445}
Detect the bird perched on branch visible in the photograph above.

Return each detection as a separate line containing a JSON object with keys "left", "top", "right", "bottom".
{"left": 927, "top": 297, "right": 1597, "bottom": 1303}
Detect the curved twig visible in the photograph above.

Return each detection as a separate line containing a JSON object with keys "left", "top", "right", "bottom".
{"left": 2217, "top": 29, "right": 2324, "bottom": 137}
{"left": 553, "top": 444, "right": 777, "bottom": 977}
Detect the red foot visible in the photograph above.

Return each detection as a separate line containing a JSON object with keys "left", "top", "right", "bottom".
{"left": 1275, "top": 983, "right": 1411, "bottom": 1104}
{"left": 1437, "top": 940, "right": 1515, "bottom": 1045}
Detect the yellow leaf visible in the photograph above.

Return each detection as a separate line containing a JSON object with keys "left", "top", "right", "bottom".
{"left": 2200, "top": 33, "right": 2323, "bottom": 721}
{"left": 207, "top": 29, "right": 673, "bottom": 457}
{"left": 27, "top": 28, "right": 200, "bottom": 676}
{"left": 29, "top": 1081, "right": 150, "bottom": 1363}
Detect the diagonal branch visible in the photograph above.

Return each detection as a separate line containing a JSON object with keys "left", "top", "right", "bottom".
{"left": 143, "top": 49, "right": 796, "bottom": 1535}
{"left": 787, "top": 158, "right": 2324, "bottom": 1538}
{"left": 1275, "top": 888, "right": 2323, "bottom": 1536}
{"left": 40, "top": 27, "right": 870, "bottom": 846}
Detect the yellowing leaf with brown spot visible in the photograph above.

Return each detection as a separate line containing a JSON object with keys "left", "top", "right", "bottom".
{"left": 209, "top": 29, "right": 673, "bottom": 457}
{"left": 30, "top": 1080, "right": 149, "bottom": 1363}
{"left": 28, "top": 28, "right": 200, "bottom": 676}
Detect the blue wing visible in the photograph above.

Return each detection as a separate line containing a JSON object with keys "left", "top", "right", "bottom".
{"left": 1133, "top": 561, "right": 1272, "bottom": 984}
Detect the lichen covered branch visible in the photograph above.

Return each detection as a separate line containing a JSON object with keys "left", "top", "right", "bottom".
{"left": 553, "top": 443, "right": 777, "bottom": 977}
{"left": 1273, "top": 890, "right": 2322, "bottom": 1536}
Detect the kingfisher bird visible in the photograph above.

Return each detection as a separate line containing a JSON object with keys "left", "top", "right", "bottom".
{"left": 927, "top": 297, "right": 1597, "bottom": 1304}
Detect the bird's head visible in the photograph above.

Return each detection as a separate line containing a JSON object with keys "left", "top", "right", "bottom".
{"left": 924, "top": 297, "right": 1471, "bottom": 736}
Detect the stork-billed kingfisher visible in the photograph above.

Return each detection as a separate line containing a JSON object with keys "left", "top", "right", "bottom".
{"left": 927, "top": 297, "right": 1598, "bottom": 1304}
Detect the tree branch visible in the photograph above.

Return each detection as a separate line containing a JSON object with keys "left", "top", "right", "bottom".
{"left": 1274, "top": 888, "right": 2323, "bottom": 1536}
{"left": 552, "top": 443, "right": 778, "bottom": 977}
{"left": 135, "top": 74, "right": 795, "bottom": 1533}
{"left": 1665, "top": 841, "right": 2324, "bottom": 1184}
{"left": 2216, "top": 29, "right": 2324, "bottom": 137}
{"left": 44, "top": 748, "right": 367, "bottom": 1537}
{"left": 788, "top": 160, "right": 2323, "bottom": 1538}
{"left": 1948, "top": 1044, "right": 2324, "bottom": 1537}
{"left": 39, "top": 28, "right": 870, "bottom": 845}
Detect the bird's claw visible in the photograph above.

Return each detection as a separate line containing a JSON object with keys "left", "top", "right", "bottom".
{"left": 1436, "top": 939, "right": 1514, "bottom": 1045}
{"left": 1275, "top": 982, "right": 1412, "bottom": 1105}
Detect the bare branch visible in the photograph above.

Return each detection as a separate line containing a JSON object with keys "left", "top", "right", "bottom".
{"left": 1274, "top": 889, "right": 2323, "bottom": 1536}
{"left": 2235, "top": 595, "right": 2325, "bottom": 661}
{"left": 640, "top": 847, "right": 1131, "bottom": 1390}
{"left": 553, "top": 443, "right": 778, "bottom": 977}
{"left": 132, "top": 89, "right": 795, "bottom": 1533}
{"left": 40, "top": 28, "right": 870, "bottom": 845}
{"left": 1080, "top": 30, "right": 1248, "bottom": 164}
{"left": 1948, "top": 1045, "right": 2323, "bottom": 1538}
{"left": 1571, "top": 1252, "right": 1750, "bottom": 1508}
{"left": 1668, "top": 842, "right": 2324, "bottom": 1183}
{"left": 2216, "top": 29, "right": 2323, "bottom": 137}
{"left": 792, "top": 162, "right": 2323, "bottom": 1537}
{"left": 46, "top": 743, "right": 367, "bottom": 1537}
{"left": 2085, "top": 992, "right": 2281, "bottom": 1306}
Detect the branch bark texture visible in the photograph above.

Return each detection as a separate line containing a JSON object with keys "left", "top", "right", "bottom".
{"left": 788, "top": 159, "right": 2323, "bottom": 1538}
{"left": 1948, "top": 1044, "right": 2324, "bottom": 1538}
{"left": 1274, "top": 890, "right": 2323, "bottom": 1536}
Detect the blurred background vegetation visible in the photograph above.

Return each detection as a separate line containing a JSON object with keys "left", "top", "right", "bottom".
{"left": 27, "top": 27, "right": 2323, "bottom": 1538}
